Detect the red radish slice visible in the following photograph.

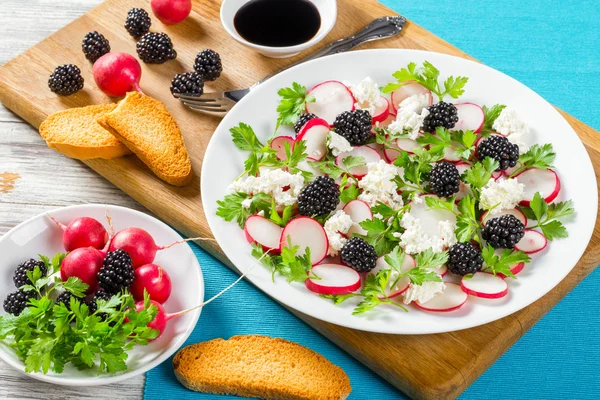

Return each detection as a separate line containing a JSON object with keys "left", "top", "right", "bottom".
{"left": 433, "top": 264, "right": 448, "bottom": 277}
{"left": 461, "top": 272, "right": 508, "bottom": 299}
{"left": 497, "top": 262, "right": 525, "bottom": 279}
{"left": 270, "top": 136, "right": 294, "bottom": 161}
{"left": 371, "top": 97, "right": 390, "bottom": 123}
{"left": 370, "top": 254, "right": 416, "bottom": 298}
{"left": 515, "top": 229, "right": 548, "bottom": 254}
{"left": 391, "top": 81, "right": 433, "bottom": 113}
{"left": 306, "top": 80, "right": 355, "bottom": 124}
{"left": 492, "top": 170, "right": 504, "bottom": 181}
{"left": 296, "top": 118, "right": 329, "bottom": 161}
{"left": 335, "top": 146, "right": 381, "bottom": 179}
{"left": 381, "top": 91, "right": 395, "bottom": 114}
{"left": 504, "top": 164, "right": 519, "bottom": 177}
{"left": 280, "top": 217, "right": 328, "bottom": 265}
{"left": 455, "top": 162, "right": 472, "bottom": 200}
{"left": 305, "top": 264, "right": 361, "bottom": 295}
{"left": 245, "top": 215, "right": 283, "bottom": 252}
{"left": 415, "top": 283, "right": 468, "bottom": 312}
{"left": 481, "top": 208, "right": 527, "bottom": 227}
{"left": 452, "top": 103, "right": 484, "bottom": 133}
{"left": 371, "top": 112, "right": 396, "bottom": 134}
{"left": 408, "top": 195, "right": 457, "bottom": 238}
{"left": 383, "top": 137, "right": 419, "bottom": 163}
{"left": 297, "top": 159, "right": 325, "bottom": 177}
{"left": 515, "top": 168, "right": 561, "bottom": 206}
{"left": 343, "top": 200, "right": 373, "bottom": 236}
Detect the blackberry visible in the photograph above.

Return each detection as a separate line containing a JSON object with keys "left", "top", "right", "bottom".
{"left": 82, "top": 31, "right": 110, "bottom": 63}
{"left": 3, "top": 290, "right": 34, "bottom": 316}
{"left": 55, "top": 291, "right": 83, "bottom": 311}
{"left": 170, "top": 72, "right": 204, "bottom": 97}
{"left": 429, "top": 161, "right": 460, "bottom": 198}
{"left": 97, "top": 250, "right": 135, "bottom": 293}
{"left": 13, "top": 259, "right": 47, "bottom": 289}
{"left": 297, "top": 176, "right": 340, "bottom": 216}
{"left": 125, "top": 8, "right": 151, "bottom": 38}
{"left": 294, "top": 113, "right": 317, "bottom": 134}
{"left": 421, "top": 102, "right": 459, "bottom": 132}
{"left": 477, "top": 135, "right": 519, "bottom": 171}
{"left": 194, "top": 49, "right": 222, "bottom": 81}
{"left": 448, "top": 242, "right": 484, "bottom": 276}
{"left": 482, "top": 214, "right": 525, "bottom": 249}
{"left": 341, "top": 237, "right": 377, "bottom": 273}
{"left": 48, "top": 64, "right": 84, "bottom": 96}
{"left": 136, "top": 32, "right": 177, "bottom": 64}
{"left": 333, "top": 109, "right": 372, "bottom": 146}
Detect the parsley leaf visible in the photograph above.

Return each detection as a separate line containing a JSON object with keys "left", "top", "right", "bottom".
{"left": 339, "top": 175, "right": 359, "bottom": 204}
{"left": 509, "top": 144, "right": 556, "bottom": 177}
{"left": 275, "top": 82, "right": 315, "bottom": 131}
{"left": 480, "top": 104, "right": 506, "bottom": 135}
{"left": 352, "top": 271, "right": 408, "bottom": 315}
{"left": 216, "top": 192, "right": 271, "bottom": 228}
{"left": 424, "top": 196, "right": 456, "bottom": 214}
{"left": 414, "top": 248, "right": 449, "bottom": 271}
{"left": 231, "top": 123, "right": 263, "bottom": 152}
{"left": 269, "top": 199, "right": 294, "bottom": 227}
{"left": 524, "top": 193, "right": 574, "bottom": 240}
{"left": 464, "top": 157, "right": 499, "bottom": 192}
{"left": 359, "top": 217, "right": 401, "bottom": 256}
{"left": 481, "top": 244, "right": 530, "bottom": 278}
{"left": 455, "top": 194, "right": 481, "bottom": 242}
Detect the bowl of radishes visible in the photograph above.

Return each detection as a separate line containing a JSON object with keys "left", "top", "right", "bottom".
{"left": 0, "top": 204, "right": 203, "bottom": 386}
{"left": 202, "top": 49, "right": 597, "bottom": 335}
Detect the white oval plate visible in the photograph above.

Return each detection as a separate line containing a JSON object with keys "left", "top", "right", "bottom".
{"left": 201, "top": 49, "right": 597, "bottom": 334}
{"left": 0, "top": 205, "right": 203, "bottom": 385}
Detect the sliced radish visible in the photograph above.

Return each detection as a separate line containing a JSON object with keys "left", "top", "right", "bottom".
{"left": 481, "top": 208, "right": 527, "bottom": 227}
{"left": 335, "top": 146, "right": 381, "bottom": 179}
{"left": 244, "top": 215, "right": 283, "bottom": 253}
{"left": 442, "top": 144, "right": 462, "bottom": 162}
{"left": 383, "top": 137, "right": 419, "bottom": 163}
{"left": 343, "top": 200, "right": 373, "bottom": 236}
{"left": 515, "top": 168, "right": 560, "bottom": 206}
{"left": 391, "top": 81, "right": 433, "bottom": 113}
{"left": 497, "top": 262, "right": 525, "bottom": 279}
{"left": 433, "top": 264, "right": 448, "bottom": 277}
{"left": 305, "top": 263, "right": 361, "bottom": 295}
{"left": 415, "top": 283, "right": 468, "bottom": 312}
{"left": 297, "top": 159, "right": 325, "bottom": 178}
{"left": 296, "top": 118, "right": 329, "bottom": 161}
{"left": 492, "top": 170, "right": 504, "bottom": 181}
{"left": 452, "top": 103, "right": 484, "bottom": 133}
{"left": 408, "top": 195, "right": 457, "bottom": 238}
{"left": 371, "top": 97, "right": 390, "bottom": 123}
{"left": 515, "top": 230, "right": 548, "bottom": 254}
{"left": 306, "top": 80, "right": 355, "bottom": 125}
{"left": 461, "top": 272, "right": 508, "bottom": 299}
{"left": 381, "top": 91, "right": 395, "bottom": 114}
{"left": 371, "top": 112, "right": 396, "bottom": 134}
{"left": 280, "top": 217, "right": 328, "bottom": 265}
{"left": 455, "top": 162, "right": 472, "bottom": 200}
{"left": 270, "top": 136, "right": 294, "bottom": 161}
{"left": 370, "top": 254, "right": 416, "bottom": 299}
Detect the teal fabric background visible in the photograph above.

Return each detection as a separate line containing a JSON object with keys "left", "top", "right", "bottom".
{"left": 145, "top": 1, "right": 600, "bottom": 399}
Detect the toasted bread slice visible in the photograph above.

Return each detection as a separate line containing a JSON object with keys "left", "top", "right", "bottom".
{"left": 173, "top": 335, "right": 352, "bottom": 400}
{"left": 39, "top": 104, "right": 131, "bottom": 160}
{"left": 98, "top": 92, "right": 192, "bottom": 186}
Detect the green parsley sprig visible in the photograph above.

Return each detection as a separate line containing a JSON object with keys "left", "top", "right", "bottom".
{"left": 481, "top": 244, "right": 531, "bottom": 279}
{"left": 275, "top": 82, "right": 315, "bottom": 131}
{"left": 251, "top": 240, "right": 317, "bottom": 283}
{"left": 216, "top": 192, "right": 271, "bottom": 229}
{"left": 480, "top": 104, "right": 506, "bottom": 136}
{"left": 508, "top": 144, "right": 556, "bottom": 178}
{"left": 416, "top": 127, "right": 477, "bottom": 162}
{"left": 521, "top": 192, "right": 574, "bottom": 240}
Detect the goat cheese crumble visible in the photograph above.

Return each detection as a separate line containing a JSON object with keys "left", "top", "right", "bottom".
{"left": 388, "top": 93, "right": 431, "bottom": 140}
{"left": 398, "top": 213, "right": 457, "bottom": 254}
{"left": 327, "top": 131, "right": 353, "bottom": 156}
{"left": 358, "top": 160, "right": 404, "bottom": 210}
{"left": 241, "top": 198, "right": 252, "bottom": 209}
{"left": 324, "top": 210, "right": 354, "bottom": 256}
{"left": 228, "top": 168, "right": 304, "bottom": 207}
{"left": 479, "top": 178, "right": 525, "bottom": 214}
{"left": 403, "top": 280, "right": 446, "bottom": 304}
{"left": 347, "top": 77, "right": 383, "bottom": 115}
{"left": 492, "top": 107, "right": 530, "bottom": 153}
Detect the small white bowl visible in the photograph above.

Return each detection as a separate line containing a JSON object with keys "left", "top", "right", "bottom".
{"left": 220, "top": 0, "right": 337, "bottom": 58}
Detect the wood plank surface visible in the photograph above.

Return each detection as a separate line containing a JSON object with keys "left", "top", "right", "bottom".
{"left": 0, "top": 0, "right": 599, "bottom": 399}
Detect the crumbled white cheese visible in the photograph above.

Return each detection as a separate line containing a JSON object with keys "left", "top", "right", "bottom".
{"left": 403, "top": 280, "right": 446, "bottom": 304}
{"left": 492, "top": 107, "right": 530, "bottom": 153}
{"left": 241, "top": 198, "right": 252, "bottom": 209}
{"left": 398, "top": 213, "right": 457, "bottom": 254}
{"left": 228, "top": 168, "right": 304, "bottom": 207}
{"left": 388, "top": 93, "right": 431, "bottom": 140}
{"left": 479, "top": 178, "right": 525, "bottom": 214}
{"left": 257, "top": 210, "right": 265, "bottom": 217}
{"left": 358, "top": 160, "right": 404, "bottom": 210}
{"left": 327, "top": 131, "right": 353, "bottom": 156}
{"left": 324, "top": 210, "right": 354, "bottom": 256}
{"left": 347, "top": 77, "right": 383, "bottom": 115}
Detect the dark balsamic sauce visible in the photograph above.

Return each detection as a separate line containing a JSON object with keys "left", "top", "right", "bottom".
{"left": 234, "top": 0, "right": 321, "bottom": 47}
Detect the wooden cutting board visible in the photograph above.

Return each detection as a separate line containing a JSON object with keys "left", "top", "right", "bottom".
{"left": 1, "top": 0, "right": 599, "bottom": 398}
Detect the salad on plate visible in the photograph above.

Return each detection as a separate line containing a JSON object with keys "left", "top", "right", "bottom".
{"left": 216, "top": 61, "right": 574, "bottom": 315}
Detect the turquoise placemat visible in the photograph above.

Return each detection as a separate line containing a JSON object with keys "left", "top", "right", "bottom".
{"left": 145, "top": 1, "right": 600, "bottom": 399}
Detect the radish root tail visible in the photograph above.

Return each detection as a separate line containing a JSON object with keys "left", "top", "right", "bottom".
{"left": 160, "top": 236, "right": 218, "bottom": 250}
{"left": 47, "top": 214, "right": 66, "bottom": 230}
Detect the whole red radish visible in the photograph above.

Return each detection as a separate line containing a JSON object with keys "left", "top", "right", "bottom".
{"left": 109, "top": 227, "right": 158, "bottom": 267}
{"left": 135, "top": 300, "right": 168, "bottom": 338}
{"left": 131, "top": 264, "right": 172, "bottom": 303}
{"left": 60, "top": 247, "right": 105, "bottom": 294}
{"left": 93, "top": 52, "right": 142, "bottom": 97}
{"left": 151, "top": 0, "right": 192, "bottom": 25}
{"left": 52, "top": 216, "right": 108, "bottom": 252}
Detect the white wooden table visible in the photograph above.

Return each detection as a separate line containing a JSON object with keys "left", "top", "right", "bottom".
{"left": 0, "top": 1, "right": 145, "bottom": 398}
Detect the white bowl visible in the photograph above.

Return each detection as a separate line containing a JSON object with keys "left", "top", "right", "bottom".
{"left": 220, "top": 0, "right": 337, "bottom": 58}
{"left": 0, "top": 204, "right": 204, "bottom": 386}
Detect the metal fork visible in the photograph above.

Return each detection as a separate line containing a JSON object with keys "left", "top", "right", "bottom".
{"left": 174, "top": 16, "right": 407, "bottom": 117}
